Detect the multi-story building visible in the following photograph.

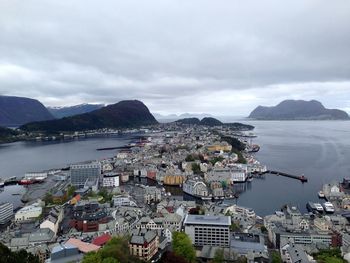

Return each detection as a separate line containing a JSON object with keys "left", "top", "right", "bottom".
{"left": 144, "top": 186, "right": 161, "bottom": 204}
{"left": 40, "top": 206, "right": 64, "bottom": 236}
{"left": 70, "top": 162, "right": 101, "bottom": 188}
{"left": 69, "top": 201, "right": 108, "bottom": 232}
{"left": 113, "top": 195, "right": 137, "bottom": 207}
{"left": 184, "top": 214, "right": 231, "bottom": 247}
{"left": 0, "top": 202, "right": 13, "bottom": 224}
{"left": 102, "top": 172, "right": 120, "bottom": 187}
{"left": 15, "top": 202, "right": 42, "bottom": 222}
{"left": 129, "top": 230, "right": 159, "bottom": 261}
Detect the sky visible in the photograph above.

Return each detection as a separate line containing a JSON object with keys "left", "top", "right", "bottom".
{"left": 0, "top": 0, "right": 350, "bottom": 116}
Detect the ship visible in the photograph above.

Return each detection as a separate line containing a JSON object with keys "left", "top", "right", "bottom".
{"left": 322, "top": 202, "right": 335, "bottom": 213}
{"left": 246, "top": 144, "right": 260, "bottom": 153}
{"left": 0, "top": 180, "right": 4, "bottom": 188}
{"left": 318, "top": 191, "right": 325, "bottom": 198}
{"left": 306, "top": 202, "right": 324, "bottom": 213}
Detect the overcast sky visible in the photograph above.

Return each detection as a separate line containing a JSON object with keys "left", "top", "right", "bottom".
{"left": 0, "top": 0, "right": 349, "bottom": 115}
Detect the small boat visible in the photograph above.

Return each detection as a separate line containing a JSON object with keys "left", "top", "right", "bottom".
{"left": 0, "top": 180, "right": 4, "bottom": 188}
{"left": 323, "top": 202, "right": 335, "bottom": 213}
{"left": 318, "top": 191, "right": 325, "bottom": 198}
{"left": 314, "top": 203, "right": 324, "bottom": 213}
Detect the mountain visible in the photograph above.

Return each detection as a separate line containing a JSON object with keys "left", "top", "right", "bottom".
{"left": 200, "top": 117, "right": 223, "bottom": 126}
{"left": 175, "top": 118, "right": 201, "bottom": 125}
{"left": 0, "top": 95, "right": 54, "bottom": 127}
{"left": 48, "top": 104, "right": 104, "bottom": 118}
{"left": 175, "top": 117, "right": 223, "bottom": 126}
{"left": 249, "top": 100, "right": 350, "bottom": 120}
{"left": 21, "top": 100, "right": 158, "bottom": 133}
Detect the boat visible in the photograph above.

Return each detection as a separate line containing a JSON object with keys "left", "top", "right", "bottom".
{"left": 314, "top": 203, "right": 324, "bottom": 213}
{"left": 18, "top": 179, "right": 35, "bottom": 185}
{"left": 4, "top": 176, "right": 18, "bottom": 185}
{"left": 306, "top": 202, "right": 317, "bottom": 212}
{"left": 0, "top": 180, "right": 4, "bottom": 187}
{"left": 323, "top": 202, "right": 335, "bottom": 213}
{"left": 318, "top": 191, "right": 325, "bottom": 198}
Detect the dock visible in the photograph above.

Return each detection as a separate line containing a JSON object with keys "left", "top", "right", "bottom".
{"left": 253, "top": 170, "right": 308, "bottom": 183}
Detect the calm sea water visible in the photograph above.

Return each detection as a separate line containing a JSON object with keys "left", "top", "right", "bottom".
{"left": 1, "top": 121, "right": 350, "bottom": 215}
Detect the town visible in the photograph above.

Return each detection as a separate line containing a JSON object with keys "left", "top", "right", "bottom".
{"left": 0, "top": 122, "right": 349, "bottom": 263}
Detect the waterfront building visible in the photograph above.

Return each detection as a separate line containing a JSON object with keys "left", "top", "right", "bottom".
{"left": 70, "top": 162, "right": 101, "bottom": 188}
{"left": 0, "top": 202, "right": 13, "bottom": 224}
{"left": 15, "top": 202, "right": 42, "bottom": 222}
{"left": 207, "top": 166, "right": 248, "bottom": 184}
{"left": 184, "top": 214, "right": 231, "bottom": 247}
{"left": 102, "top": 172, "right": 120, "bottom": 187}
{"left": 129, "top": 230, "right": 159, "bottom": 262}
{"left": 183, "top": 179, "right": 210, "bottom": 198}
{"left": 144, "top": 186, "right": 161, "bottom": 204}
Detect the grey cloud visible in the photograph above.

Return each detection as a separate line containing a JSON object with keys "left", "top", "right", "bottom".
{"left": 0, "top": 0, "right": 350, "bottom": 114}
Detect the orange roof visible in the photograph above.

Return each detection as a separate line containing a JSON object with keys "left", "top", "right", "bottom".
{"left": 92, "top": 233, "right": 111, "bottom": 246}
{"left": 66, "top": 238, "right": 100, "bottom": 253}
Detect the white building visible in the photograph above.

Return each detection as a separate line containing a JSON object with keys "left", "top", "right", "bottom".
{"left": 102, "top": 172, "right": 120, "bottom": 187}
{"left": 40, "top": 206, "right": 63, "bottom": 236}
{"left": 0, "top": 202, "right": 13, "bottom": 224}
{"left": 15, "top": 203, "right": 42, "bottom": 222}
{"left": 184, "top": 214, "right": 231, "bottom": 247}
{"left": 112, "top": 195, "right": 137, "bottom": 207}
{"left": 207, "top": 166, "right": 248, "bottom": 184}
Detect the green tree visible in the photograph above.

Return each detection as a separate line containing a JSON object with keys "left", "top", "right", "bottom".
{"left": 82, "top": 252, "right": 102, "bottom": 263}
{"left": 185, "top": 154, "right": 195, "bottom": 162}
{"left": 102, "top": 257, "right": 120, "bottom": 263}
{"left": 271, "top": 251, "right": 282, "bottom": 263}
{"left": 260, "top": 225, "right": 267, "bottom": 233}
{"left": 212, "top": 249, "right": 225, "bottom": 263}
{"left": 191, "top": 163, "right": 201, "bottom": 174}
{"left": 67, "top": 185, "right": 76, "bottom": 197}
{"left": 172, "top": 232, "right": 196, "bottom": 263}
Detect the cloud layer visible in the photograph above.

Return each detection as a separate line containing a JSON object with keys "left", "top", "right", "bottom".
{"left": 0, "top": 0, "right": 350, "bottom": 115}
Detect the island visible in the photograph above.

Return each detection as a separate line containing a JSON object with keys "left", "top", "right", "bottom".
{"left": 248, "top": 99, "right": 349, "bottom": 120}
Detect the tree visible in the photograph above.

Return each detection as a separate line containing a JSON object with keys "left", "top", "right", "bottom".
{"left": 160, "top": 251, "right": 188, "bottom": 263}
{"left": 212, "top": 249, "right": 225, "bottom": 263}
{"left": 260, "top": 225, "right": 267, "bottom": 234}
{"left": 185, "top": 154, "right": 195, "bottom": 162}
{"left": 67, "top": 185, "right": 76, "bottom": 197}
{"left": 191, "top": 163, "right": 201, "bottom": 174}
{"left": 271, "top": 251, "right": 282, "bottom": 263}
{"left": 0, "top": 242, "right": 40, "bottom": 263}
{"left": 83, "top": 252, "right": 102, "bottom": 263}
{"left": 172, "top": 232, "right": 196, "bottom": 263}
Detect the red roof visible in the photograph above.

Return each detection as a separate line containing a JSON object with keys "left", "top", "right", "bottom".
{"left": 92, "top": 233, "right": 112, "bottom": 246}
{"left": 66, "top": 238, "right": 100, "bottom": 253}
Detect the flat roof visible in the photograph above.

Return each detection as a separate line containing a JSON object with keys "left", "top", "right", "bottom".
{"left": 184, "top": 215, "right": 231, "bottom": 226}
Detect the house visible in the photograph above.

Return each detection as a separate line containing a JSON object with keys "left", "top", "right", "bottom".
{"left": 129, "top": 230, "right": 159, "bottom": 262}
{"left": 40, "top": 206, "right": 64, "bottom": 236}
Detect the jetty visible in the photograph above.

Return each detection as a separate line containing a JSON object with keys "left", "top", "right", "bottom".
{"left": 253, "top": 170, "right": 308, "bottom": 183}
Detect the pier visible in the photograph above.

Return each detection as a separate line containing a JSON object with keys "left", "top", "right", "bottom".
{"left": 253, "top": 170, "right": 308, "bottom": 183}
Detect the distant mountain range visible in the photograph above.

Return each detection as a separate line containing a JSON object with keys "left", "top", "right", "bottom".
{"left": 21, "top": 100, "right": 158, "bottom": 133}
{"left": 0, "top": 95, "right": 54, "bottom": 127}
{"left": 249, "top": 100, "right": 349, "bottom": 120}
{"left": 48, "top": 104, "right": 104, "bottom": 118}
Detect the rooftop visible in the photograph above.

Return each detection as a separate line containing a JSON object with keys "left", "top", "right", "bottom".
{"left": 184, "top": 214, "right": 231, "bottom": 226}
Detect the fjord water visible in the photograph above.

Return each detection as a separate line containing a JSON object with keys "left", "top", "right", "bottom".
{"left": 1, "top": 121, "right": 350, "bottom": 215}
{"left": 236, "top": 120, "right": 350, "bottom": 215}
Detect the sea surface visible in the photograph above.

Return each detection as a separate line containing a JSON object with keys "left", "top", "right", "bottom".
{"left": 1, "top": 121, "right": 350, "bottom": 215}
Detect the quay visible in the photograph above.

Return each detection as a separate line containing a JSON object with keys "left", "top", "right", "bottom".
{"left": 253, "top": 170, "right": 308, "bottom": 183}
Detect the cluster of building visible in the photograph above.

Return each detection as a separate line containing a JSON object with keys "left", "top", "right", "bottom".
{"left": 5, "top": 124, "right": 350, "bottom": 262}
